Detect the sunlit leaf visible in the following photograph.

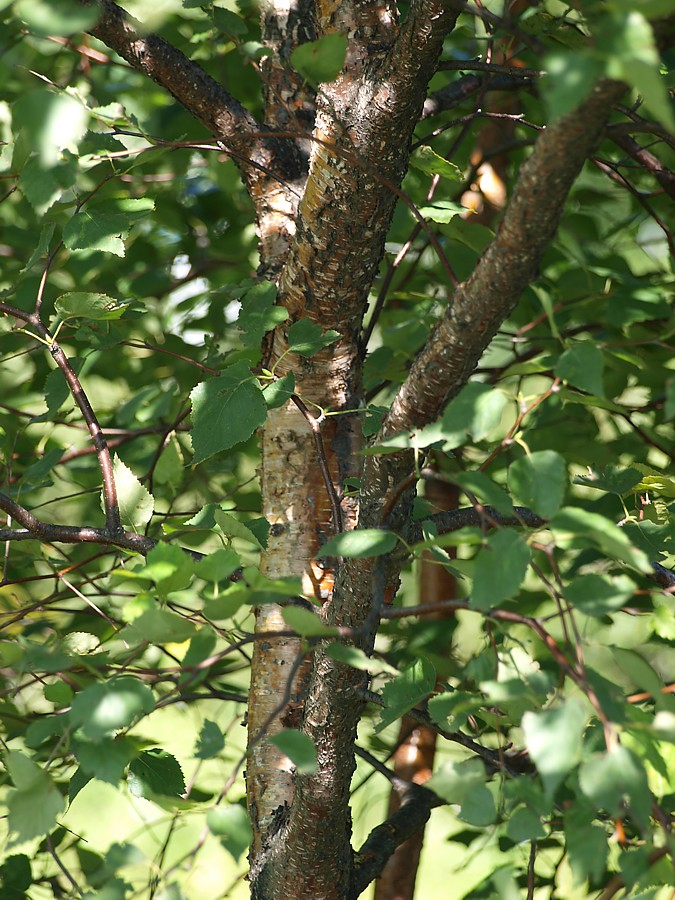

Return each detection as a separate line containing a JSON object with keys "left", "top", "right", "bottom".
{"left": 317, "top": 529, "right": 397, "bottom": 558}
{"left": 522, "top": 699, "right": 587, "bottom": 797}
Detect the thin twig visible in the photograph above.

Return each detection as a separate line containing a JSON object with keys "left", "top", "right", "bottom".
{"left": 291, "top": 394, "right": 343, "bottom": 534}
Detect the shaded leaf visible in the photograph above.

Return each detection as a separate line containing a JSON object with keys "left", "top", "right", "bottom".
{"left": 194, "top": 720, "right": 224, "bottom": 760}
{"left": 69, "top": 677, "right": 155, "bottom": 741}
{"left": 282, "top": 606, "right": 336, "bottom": 636}
{"left": 579, "top": 746, "right": 651, "bottom": 828}
{"left": 190, "top": 362, "right": 266, "bottom": 464}
{"left": 287, "top": 318, "right": 340, "bottom": 357}
{"left": 128, "top": 749, "right": 185, "bottom": 799}
{"left": 471, "top": 530, "right": 531, "bottom": 610}
{"left": 207, "top": 805, "right": 252, "bottom": 861}
{"left": 375, "top": 658, "right": 436, "bottom": 733}
{"left": 291, "top": 33, "right": 347, "bottom": 86}
{"left": 555, "top": 342, "right": 604, "bottom": 395}
{"left": 269, "top": 729, "right": 318, "bottom": 775}
{"left": 508, "top": 450, "right": 567, "bottom": 518}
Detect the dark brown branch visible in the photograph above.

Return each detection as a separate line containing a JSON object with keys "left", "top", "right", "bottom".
{"left": 0, "top": 491, "right": 154, "bottom": 554}
{"left": 85, "top": 0, "right": 304, "bottom": 187}
{"left": 609, "top": 129, "right": 675, "bottom": 200}
{"left": 423, "top": 71, "right": 534, "bottom": 118}
{"left": 0, "top": 302, "right": 122, "bottom": 534}
{"left": 351, "top": 778, "right": 443, "bottom": 899}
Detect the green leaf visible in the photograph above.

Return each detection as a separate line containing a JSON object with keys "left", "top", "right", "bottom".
{"left": 195, "top": 548, "right": 241, "bottom": 582}
{"left": 579, "top": 746, "right": 651, "bottom": 828}
{"left": 63, "top": 198, "right": 154, "bottom": 256}
{"left": 190, "top": 362, "right": 267, "bottom": 464}
{"left": 19, "top": 154, "right": 77, "bottom": 215}
{"left": 287, "top": 318, "right": 340, "bottom": 357}
{"left": 471, "top": 530, "right": 531, "bottom": 610}
{"left": 5, "top": 751, "right": 65, "bottom": 845}
{"left": 564, "top": 806, "right": 609, "bottom": 884}
{"left": 268, "top": 729, "right": 318, "bottom": 775}
{"left": 541, "top": 52, "right": 602, "bottom": 120}
{"left": 418, "top": 201, "right": 466, "bottom": 223}
{"left": 139, "top": 543, "right": 195, "bottom": 596}
{"left": 317, "top": 528, "right": 397, "bottom": 559}
{"left": 281, "top": 606, "right": 336, "bottom": 636}
{"left": 325, "top": 643, "right": 399, "bottom": 676}
{"left": 374, "top": 658, "right": 436, "bottom": 733}
{"left": 44, "top": 681, "right": 73, "bottom": 706}
{"left": 69, "top": 676, "right": 155, "bottom": 741}
{"left": 378, "top": 382, "right": 509, "bottom": 452}
{"left": 75, "top": 736, "right": 136, "bottom": 785}
{"left": 508, "top": 450, "right": 567, "bottom": 518}
{"left": 264, "top": 372, "right": 295, "bottom": 409}
{"left": 600, "top": 11, "right": 675, "bottom": 131}
{"left": 108, "top": 456, "right": 154, "bottom": 531}
{"left": 522, "top": 699, "right": 588, "bottom": 798}
{"left": 551, "top": 507, "right": 651, "bottom": 573}
{"left": 0, "top": 854, "right": 32, "bottom": 896}
{"left": 14, "top": 0, "right": 99, "bottom": 35}
{"left": 572, "top": 465, "right": 642, "bottom": 495}
{"left": 291, "top": 33, "right": 347, "bottom": 86}
{"left": 506, "top": 807, "right": 547, "bottom": 843}
{"left": 565, "top": 573, "right": 634, "bottom": 616}
{"left": 55, "top": 292, "right": 129, "bottom": 322}
{"left": 214, "top": 509, "right": 264, "bottom": 548}
{"left": 128, "top": 749, "right": 185, "bottom": 800}
{"left": 12, "top": 89, "right": 88, "bottom": 166}
{"left": 427, "top": 757, "right": 486, "bottom": 806}
{"left": 555, "top": 342, "right": 604, "bottom": 395}
{"left": 21, "top": 222, "right": 56, "bottom": 272}
{"left": 214, "top": 7, "right": 248, "bottom": 35}
{"left": 194, "top": 720, "right": 225, "bottom": 760}
{"left": 207, "top": 805, "right": 252, "bottom": 861}
{"left": 452, "top": 471, "right": 514, "bottom": 516}
{"left": 122, "top": 608, "right": 197, "bottom": 644}
{"left": 409, "top": 145, "right": 463, "bottom": 182}
{"left": 236, "top": 281, "right": 286, "bottom": 348}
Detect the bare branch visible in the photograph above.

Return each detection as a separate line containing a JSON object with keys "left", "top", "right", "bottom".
{"left": 609, "top": 129, "right": 675, "bottom": 200}
{"left": 0, "top": 491, "right": 154, "bottom": 554}
{"left": 351, "top": 781, "right": 442, "bottom": 899}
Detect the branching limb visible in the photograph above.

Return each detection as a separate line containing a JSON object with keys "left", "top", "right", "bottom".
{"left": 0, "top": 491, "right": 154, "bottom": 554}
{"left": 351, "top": 747, "right": 444, "bottom": 899}
{"left": 0, "top": 302, "right": 122, "bottom": 534}
{"left": 85, "top": 0, "right": 301, "bottom": 181}
{"left": 379, "top": 78, "right": 627, "bottom": 441}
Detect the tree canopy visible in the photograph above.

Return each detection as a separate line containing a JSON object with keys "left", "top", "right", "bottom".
{"left": 0, "top": 1, "right": 674, "bottom": 898}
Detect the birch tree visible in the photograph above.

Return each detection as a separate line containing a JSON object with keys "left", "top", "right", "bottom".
{"left": 1, "top": 1, "right": 674, "bottom": 898}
